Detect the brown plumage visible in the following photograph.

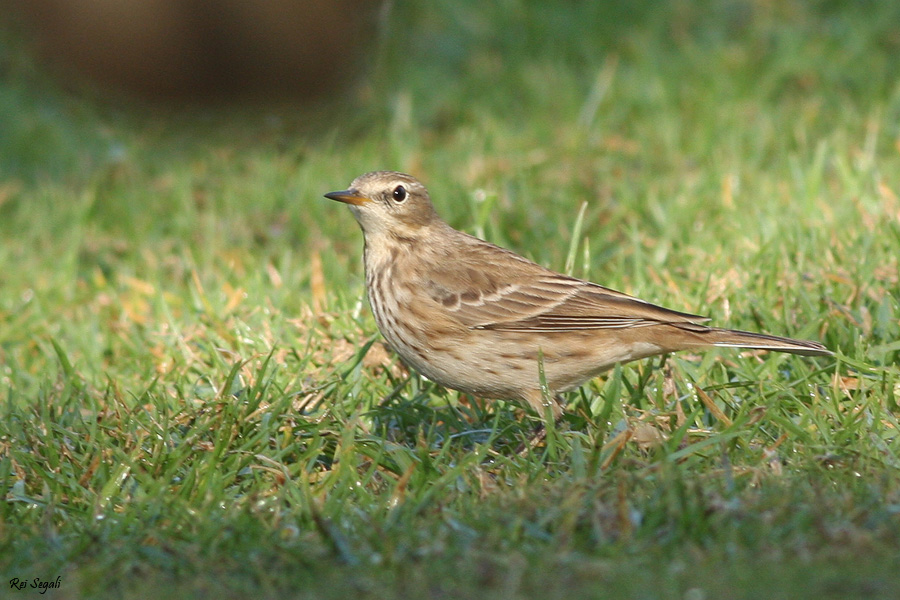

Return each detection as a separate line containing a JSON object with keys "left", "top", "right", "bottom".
{"left": 326, "top": 171, "right": 832, "bottom": 418}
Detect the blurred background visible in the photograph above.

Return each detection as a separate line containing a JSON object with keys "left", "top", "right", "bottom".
{"left": 6, "top": 0, "right": 383, "bottom": 101}
{"left": 4, "top": 0, "right": 899, "bottom": 188}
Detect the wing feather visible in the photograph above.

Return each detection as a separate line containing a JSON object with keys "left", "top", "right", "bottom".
{"left": 420, "top": 232, "right": 709, "bottom": 332}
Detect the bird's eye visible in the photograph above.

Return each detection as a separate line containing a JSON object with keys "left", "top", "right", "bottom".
{"left": 392, "top": 185, "right": 408, "bottom": 202}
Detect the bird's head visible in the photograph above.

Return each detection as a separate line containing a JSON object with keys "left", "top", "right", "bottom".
{"left": 325, "top": 171, "right": 440, "bottom": 237}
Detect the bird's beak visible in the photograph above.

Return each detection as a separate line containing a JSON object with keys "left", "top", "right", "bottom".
{"left": 324, "top": 189, "right": 371, "bottom": 206}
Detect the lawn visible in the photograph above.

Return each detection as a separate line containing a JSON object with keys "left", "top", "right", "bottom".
{"left": 2, "top": 1, "right": 900, "bottom": 598}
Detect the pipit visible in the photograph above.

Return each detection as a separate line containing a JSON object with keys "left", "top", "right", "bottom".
{"left": 326, "top": 171, "right": 832, "bottom": 419}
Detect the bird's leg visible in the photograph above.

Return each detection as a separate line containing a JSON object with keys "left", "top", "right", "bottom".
{"left": 517, "top": 394, "right": 566, "bottom": 456}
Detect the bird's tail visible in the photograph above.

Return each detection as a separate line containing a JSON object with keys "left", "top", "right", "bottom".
{"left": 671, "top": 323, "right": 833, "bottom": 357}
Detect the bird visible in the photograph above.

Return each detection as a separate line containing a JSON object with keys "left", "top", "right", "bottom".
{"left": 325, "top": 171, "right": 832, "bottom": 420}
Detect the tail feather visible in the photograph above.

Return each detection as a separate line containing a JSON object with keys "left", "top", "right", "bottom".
{"left": 673, "top": 323, "right": 833, "bottom": 357}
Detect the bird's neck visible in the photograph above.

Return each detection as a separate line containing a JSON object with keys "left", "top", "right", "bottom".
{"left": 362, "top": 223, "right": 438, "bottom": 275}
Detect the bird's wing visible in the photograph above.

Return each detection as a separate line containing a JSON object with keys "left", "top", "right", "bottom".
{"left": 421, "top": 237, "right": 708, "bottom": 331}
{"left": 473, "top": 279, "right": 710, "bottom": 331}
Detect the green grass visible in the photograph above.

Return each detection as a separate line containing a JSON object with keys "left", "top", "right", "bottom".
{"left": 2, "top": 1, "right": 900, "bottom": 598}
